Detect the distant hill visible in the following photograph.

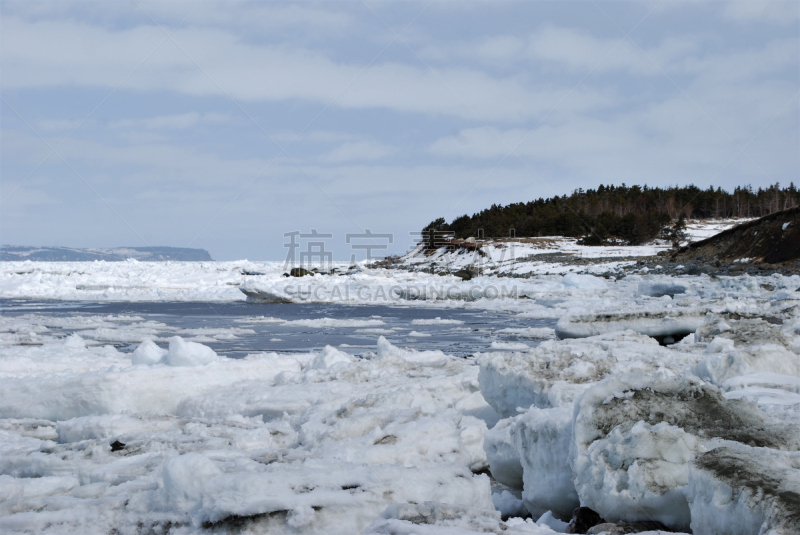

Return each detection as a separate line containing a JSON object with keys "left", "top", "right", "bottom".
{"left": 423, "top": 183, "right": 798, "bottom": 246}
{"left": 0, "top": 246, "right": 213, "bottom": 262}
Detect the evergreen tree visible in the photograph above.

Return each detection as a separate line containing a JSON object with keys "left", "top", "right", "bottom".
{"left": 421, "top": 184, "right": 798, "bottom": 247}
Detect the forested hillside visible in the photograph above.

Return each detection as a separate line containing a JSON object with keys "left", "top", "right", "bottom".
{"left": 423, "top": 184, "right": 799, "bottom": 246}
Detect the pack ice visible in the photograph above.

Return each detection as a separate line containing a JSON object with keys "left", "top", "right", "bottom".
{"left": 0, "top": 327, "right": 509, "bottom": 534}
{"left": 1, "top": 263, "right": 800, "bottom": 533}
{"left": 478, "top": 275, "right": 800, "bottom": 534}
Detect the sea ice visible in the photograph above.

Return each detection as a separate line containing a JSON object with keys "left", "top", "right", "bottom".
{"left": 1, "top": 260, "right": 799, "bottom": 532}
{"left": 556, "top": 308, "right": 706, "bottom": 340}
{"left": 571, "top": 372, "right": 800, "bottom": 531}
{"left": 510, "top": 407, "right": 577, "bottom": 520}
{"left": 165, "top": 336, "right": 219, "bottom": 367}
{"left": 687, "top": 440, "right": 800, "bottom": 535}
{"left": 483, "top": 416, "right": 524, "bottom": 489}
{"left": 131, "top": 339, "right": 167, "bottom": 365}
{"left": 478, "top": 332, "right": 693, "bottom": 418}
{"left": 310, "top": 345, "right": 354, "bottom": 369}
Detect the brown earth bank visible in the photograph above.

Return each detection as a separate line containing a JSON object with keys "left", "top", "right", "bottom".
{"left": 491, "top": 208, "right": 800, "bottom": 277}
{"left": 670, "top": 206, "right": 799, "bottom": 265}
{"left": 386, "top": 208, "right": 800, "bottom": 277}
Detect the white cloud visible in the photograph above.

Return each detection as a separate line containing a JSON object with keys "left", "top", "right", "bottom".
{"left": 110, "top": 112, "right": 233, "bottom": 130}
{"left": 428, "top": 82, "right": 798, "bottom": 184}
{"left": 422, "top": 24, "right": 702, "bottom": 75}
{"left": 1, "top": 17, "right": 614, "bottom": 122}
{"left": 722, "top": 0, "right": 800, "bottom": 25}
{"left": 674, "top": 37, "right": 798, "bottom": 82}
{"left": 525, "top": 25, "right": 657, "bottom": 74}
{"left": 2, "top": 129, "right": 277, "bottom": 188}
{"left": 270, "top": 130, "right": 359, "bottom": 144}
{"left": 37, "top": 119, "right": 83, "bottom": 131}
{"left": 321, "top": 140, "right": 398, "bottom": 163}
{"left": 427, "top": 30, "right": 798, "bottom": 182}
{"left": 3, "top": 1, "right": 353, "bottom": 32}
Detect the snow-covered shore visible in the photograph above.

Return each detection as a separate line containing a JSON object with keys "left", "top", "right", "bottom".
{"left": 1, "top": 257, "right": 799, "bottom": 533}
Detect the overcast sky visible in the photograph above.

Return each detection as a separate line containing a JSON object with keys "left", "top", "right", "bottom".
{"left": 2, "top": 0, "right": 798, "bottom": 261}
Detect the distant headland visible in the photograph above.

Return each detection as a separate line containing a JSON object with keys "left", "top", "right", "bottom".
{"left": 0, "top": 246, "right": 213, "bottom": 262}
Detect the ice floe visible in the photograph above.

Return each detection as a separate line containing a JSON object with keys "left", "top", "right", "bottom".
{"left": 1, "top": 260, "right": 800, "bottom": 532}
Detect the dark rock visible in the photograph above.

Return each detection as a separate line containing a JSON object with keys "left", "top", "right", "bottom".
{"left": 467, "top": 264, "right": 483, "bottom": 276}
{"left": 110, "top": 440, "right": 126, "bottom": 452}
{"left": 685, "top": 265, "right": 710, "bottom": 275}
{"left": 452, "top": 264, "right": 482, "bottom": 280}
{"left": 289, "top": 267, "right": 314, "bottom": 277}
{"left": 453, "top": 269, "right": 472, "bottom": 281}
{"left": 566, "top": 507, "right": 605, "bottom": 534}
{"left": 586, "top": 520, "right": 673, "bottom": 534}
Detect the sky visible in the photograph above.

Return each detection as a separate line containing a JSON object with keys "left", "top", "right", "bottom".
{"left": 1, "top": 0, "right": 798, "bottom": 261}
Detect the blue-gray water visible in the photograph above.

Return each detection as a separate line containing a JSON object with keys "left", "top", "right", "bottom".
{"left": 0, "top": 300, "right": 556, "bottom": 357}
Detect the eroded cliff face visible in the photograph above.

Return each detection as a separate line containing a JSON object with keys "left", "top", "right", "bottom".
{"left": 672, "top": 206, "right": 800, "bottom": 265}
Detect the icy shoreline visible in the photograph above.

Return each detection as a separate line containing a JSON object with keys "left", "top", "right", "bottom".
{"left": 1, "top": 260, "right": 799, "bottom": 534}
